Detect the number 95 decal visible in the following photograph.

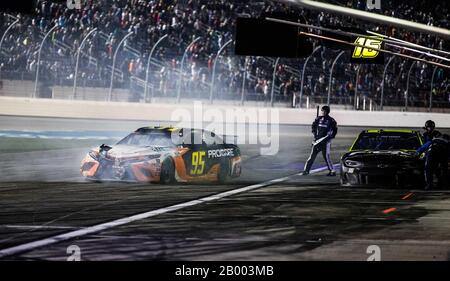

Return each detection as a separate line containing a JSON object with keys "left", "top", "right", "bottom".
{"left": 191, "top": 151, "right": 206, "bottom": 175}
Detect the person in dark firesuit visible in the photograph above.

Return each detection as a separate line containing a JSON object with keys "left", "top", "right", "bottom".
{"left": 422, "top": 120, "right": 441, "bottom": 143}
{"left": 416, "top": 132, "right": 450, "bottom": 190}
{"left": 302, "top": 105, "right": 338, "bottom": 176}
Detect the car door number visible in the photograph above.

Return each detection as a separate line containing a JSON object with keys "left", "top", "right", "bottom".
{"left": 191, "top": 151, "right": 206, "bottom": 175}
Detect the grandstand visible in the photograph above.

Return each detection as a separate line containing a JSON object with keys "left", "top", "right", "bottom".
{"left": 0, "top": 0, "right": 448, "bottom": 111}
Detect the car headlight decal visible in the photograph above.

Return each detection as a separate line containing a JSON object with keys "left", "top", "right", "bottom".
{"left": 344, "top": 160, "right": 363, "bottom": 168}
{"left": 89, "top": 151, "right": 99, "bottom": 160}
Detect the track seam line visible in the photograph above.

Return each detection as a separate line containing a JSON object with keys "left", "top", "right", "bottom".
{"left": 0, "top": 164, "right": 339, "bottom": 259}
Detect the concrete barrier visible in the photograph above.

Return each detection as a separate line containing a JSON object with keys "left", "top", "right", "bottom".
{"left": 0, "top": 96, "right": 449, "bottom": 128}
{"left": 0, "top": 80, "right": 33, "bottom": 98}
{"left": 52, "top": 86, "right": 133, "bottom": 102}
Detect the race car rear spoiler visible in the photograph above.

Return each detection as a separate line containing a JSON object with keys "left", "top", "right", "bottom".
{"left": 200, "top": 129, "right": 238, "bottom": 145}
{"left": 222, "top": 134, "right": 238, "bottom": 145}
{"left": 176, "top": 128, "right": 238, "bottom": 145}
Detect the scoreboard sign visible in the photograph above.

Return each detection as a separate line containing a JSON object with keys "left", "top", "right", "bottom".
{"left": 322, "top": 26, "right": 385, "bottom": 64}
{"left": 350, "top": 35, "right": 384, "bottom": 64}
{"left": 351, "top": 36, "right": 384, "bottom": 63}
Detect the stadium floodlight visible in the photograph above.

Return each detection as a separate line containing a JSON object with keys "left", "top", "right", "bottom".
{"left": 34, "top": 24, "right": 60, "bottom": 99}
{"left": 144, "top": 34, "right": 168, "bottom": 103}
{"left": 327, "top": 50, "right": 345, "bottom": 105}
{"left": 380, "top": 55, "right": 396, "bottom": 110}
{"left": 277, "top": 0, "right": 450, "bottom": 39}
{"left": 299, "top": 46, "right": 321, "bottom": 108}
{"left": 0, "top": 17, "right": 19, "bottom": 80}
{"left": 209, "top": 39, "right": 233, "bottom": 104}
{"left": 177, "top": 36, "right": 201, "bottom": 103}
{"left": 73, "top": 27, "right": 97, "bottom": 100}
{"left": 108, "top": 32, "right": 134, "bottom": 102}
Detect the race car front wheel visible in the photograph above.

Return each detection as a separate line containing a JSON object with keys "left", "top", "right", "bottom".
{"left": 160, "top": 157, "right": 175, "bottom": 184}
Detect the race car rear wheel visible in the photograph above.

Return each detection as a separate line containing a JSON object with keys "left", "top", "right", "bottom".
{"left": 160, "top": 157, "right": 175, "bottom": 184}
{"left": 218, "top": 159, "right": 231, "bottom": 184}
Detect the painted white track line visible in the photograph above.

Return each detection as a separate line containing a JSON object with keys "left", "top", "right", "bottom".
{"left": 3, "top": 225, "right": 80, "bottom": 230}
{"left": 0, "top": 164, "right": 339, "bottom": 259}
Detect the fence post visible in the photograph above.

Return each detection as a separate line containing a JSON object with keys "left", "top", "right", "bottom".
{"left": 177, "top": 37, "right": 201, "bottom": 103}
{"left": 405, "top": 61, "right": 418, "bottom": 111}
{"left": 108, "top": 32, "right": 134, "bottom": 101}
{"left": 299, "top": 46, "right": 321, "bottom": 108}
{"left": 240, "top": 65, "right": 247, "bottom": 106}
{"left": 73, "top": 28, "right": 97, "bottom": 99}
{"left": 34, "top": 24, "right": 59, "bottom": 98}
{"left": 210, "top": 39, "right": 233, "bottom": 104}
{"left": 380, "top": 56, "right": 395, "bottom": 110}
{"left": 429, "top": 66, "right": 438, "bottom": 112}
{"left": 327, "top": 50, "right": 345, "bottom": 105}
{"left": 354, "top": 65, "right": 361, "bottom": 110}
{"left": 144, "top": 34, "right": 168, "bottom": 102}
{"left": 270, "top": 57, "right": 280, "bottom": 107}
{"left": 0, "top": 18, "right": 19, "bottom": 81}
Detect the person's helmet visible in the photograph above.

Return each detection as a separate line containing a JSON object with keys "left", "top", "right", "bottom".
{"left": 321, "top": 105, "right": 330, "bottom": 115}
{"left": 424, "top": 120, "right": 435, "bottom": 130}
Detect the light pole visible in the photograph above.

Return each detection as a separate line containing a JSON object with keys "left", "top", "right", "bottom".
{"left": 177, "top": 36, "right": 201, "bottom": 103}
{"left": 0, "top": 18, "right": 19, "bottom": 80}
{"left": 327, "top": 50, "right": 345, "bottom": 105}
{"left": 34, "top": 24, "right": 59, "bottom": 98}
{"left": 144, "top": 34, "right": 168, "bottom": 102}
{"left": 270, "top": 57, "right": 280, "bottom": 107}
{"left": 380, "top": 55, "right": 395, "bottom": 110}
{"left": 73, "top": 27, "right": 97, "bottom": 99}
{"left": 209, "top": 39, "right": 233, "bottom": 104}
{"left": 299, "top": 46, "right": 321, "bottom": 108}
{"left": 108, "top": 32, "right": 133, "bottom": 101}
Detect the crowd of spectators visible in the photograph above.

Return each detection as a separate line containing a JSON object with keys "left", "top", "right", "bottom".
{"left": 0, "top": 0, "right": 448, "bottom": 107}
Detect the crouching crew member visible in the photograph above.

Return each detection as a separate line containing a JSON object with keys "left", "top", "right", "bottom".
{"left": 302, "top": 105, "right": 338, "bottom": 176}
{"left": 416, "top": 132, "right": 450, "bottom": 190}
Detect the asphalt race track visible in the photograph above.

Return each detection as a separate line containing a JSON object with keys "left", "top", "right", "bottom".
{"left": 1, "top": 116, "right": 450, "bottom": 261}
